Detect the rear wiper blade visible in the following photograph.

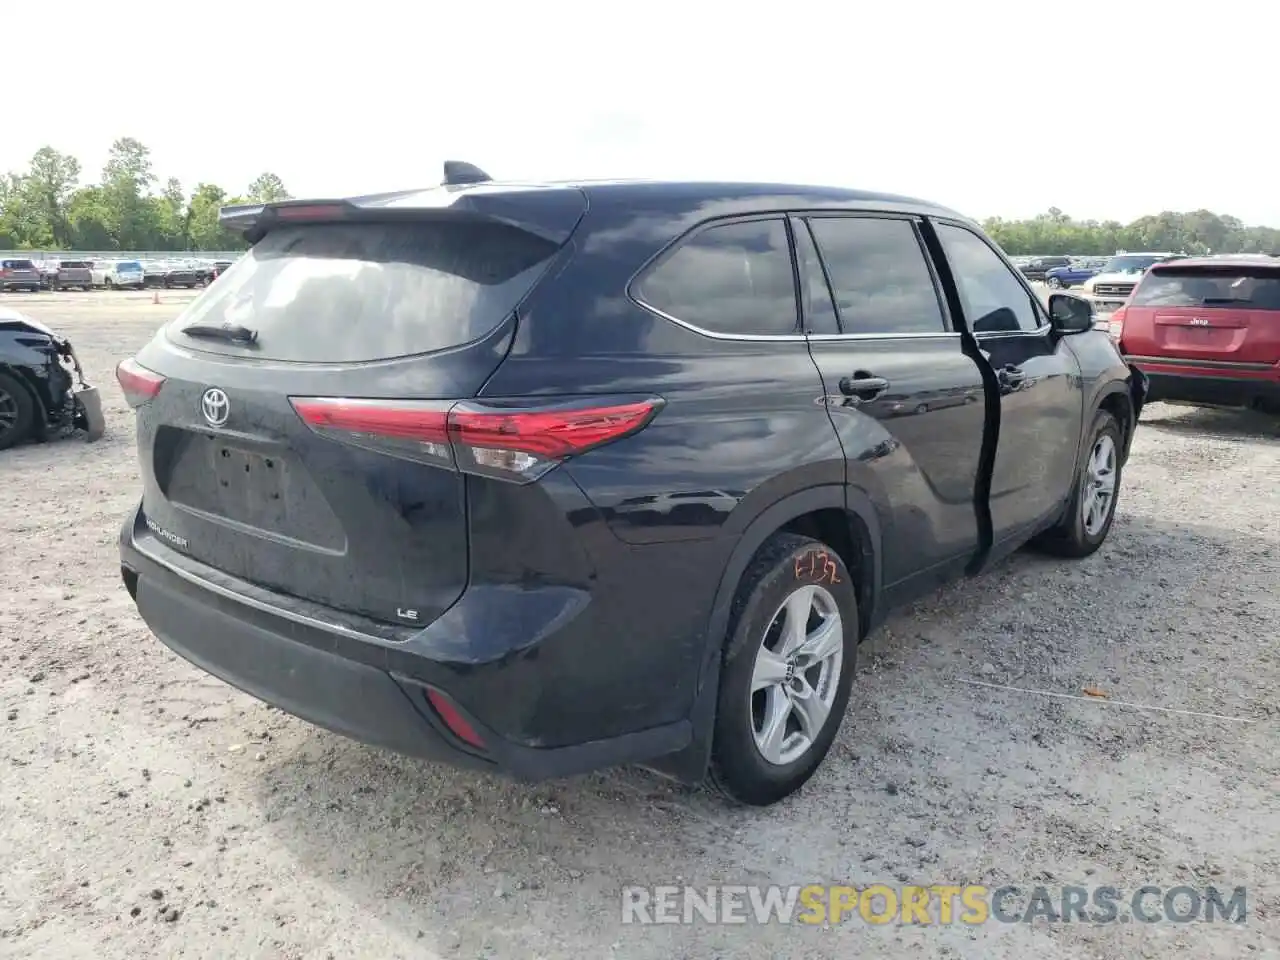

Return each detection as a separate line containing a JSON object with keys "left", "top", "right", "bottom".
{"left": 1201, "top": 297, "right": 1250, "bottom": 305}
{"left": 181, "top": 322, "right": 259, "bottom": 345}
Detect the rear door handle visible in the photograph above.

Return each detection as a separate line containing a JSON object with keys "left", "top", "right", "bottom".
{"left": 838, "top": 373, "right": 889, "bottom": 401}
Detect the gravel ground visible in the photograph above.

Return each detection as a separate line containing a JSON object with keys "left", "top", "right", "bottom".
{"left": 1, "top": 291, "right": 1277, "bottom": 960}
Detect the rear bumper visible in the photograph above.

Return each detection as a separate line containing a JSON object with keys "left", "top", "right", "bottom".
{"left": 119, "top": 503, "right": 691, "bottom": 780}
{"left": 1131, "top": 363, "right": 1280, "bottom": 407}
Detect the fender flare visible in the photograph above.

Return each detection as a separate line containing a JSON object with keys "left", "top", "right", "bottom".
{"left": 646, "top": 485, "right": 883, "bottom": 784}
{"left": 1091, "top": 377, "right": 1140, "bottom": 463}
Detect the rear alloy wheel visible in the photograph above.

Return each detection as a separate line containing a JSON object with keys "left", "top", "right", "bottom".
{"left": 1046, "top": 276, "right": 1063, "bottom": 289}
{"left": 1034, "top": 408, "right": 1123, "bottom": 557}
{"left": 709, "top": 532, "right": 858, "bottom": 805}
{"left": 0, "top": 371, "right": 37, "bottom": 451}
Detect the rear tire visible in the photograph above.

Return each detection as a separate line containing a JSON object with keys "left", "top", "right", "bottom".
{"left": 1034, "top": 409, "right": 1124, "bottom": 558}
{"left": 1046, "top": 276, "right": 1063, "bottom": 289}
{"left": 0, "top": 371, "right": 36, "bottom": 451}
{"left": 708, "top": 532, "right": 859, "bottom": 806}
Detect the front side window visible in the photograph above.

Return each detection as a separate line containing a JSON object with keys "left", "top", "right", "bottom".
{"left": 635, "top": 218, "right": 798, "bottom": 337}
{"left": 806, "top": 217, "right": 946, "bottom": 335}
{"left": 935, "top": 224, "right": 1041, "bottom": 333}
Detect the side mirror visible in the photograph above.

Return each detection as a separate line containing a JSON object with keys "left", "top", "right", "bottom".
{"left": 1048, "top": 293, "right": 1095, "bottom": 334}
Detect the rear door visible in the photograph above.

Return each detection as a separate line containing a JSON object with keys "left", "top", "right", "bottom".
{"left": 129, "top": 214, "right": 573, "bottom": 628}
{"left": 931, "top": 221, "right": 1084, "bottom": 554}
{"left": 798, "top": 213, "right": 987, "bottom": 592}
{"left": 1122, "top": 261, "right": 1280, "bottom": 369}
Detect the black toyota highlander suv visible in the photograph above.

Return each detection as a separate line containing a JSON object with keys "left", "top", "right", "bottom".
{"left": 117, "top": 163, "right": 1146, "bottom": 806}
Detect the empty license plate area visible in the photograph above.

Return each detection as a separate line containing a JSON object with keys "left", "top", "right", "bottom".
{"left": 210, "top": 443, "right": 293, "bottom": 529}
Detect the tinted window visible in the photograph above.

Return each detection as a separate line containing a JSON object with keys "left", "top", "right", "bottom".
{"left": 636, "top": 219, "right": 798, "bottom": 336}
{"left": 807, "top": 217, "right": 945, "bottom": 334}
{"left": 935, "top": 224, "right": 1041, "bottom": 333}
{"left": 4, "top": 260, "right": 35, "bottom": 269}
{"left": 1100, "top": 255, "right": 1167, "bottom": 274}
{"left": 1133, "top": 266, "right": 1280, "bottom": 310}
{"left": 793, "top": 220, "right": 839, "bottom": 335}
{"left": 166, "top": 221, "right": 560, "bottom": 362}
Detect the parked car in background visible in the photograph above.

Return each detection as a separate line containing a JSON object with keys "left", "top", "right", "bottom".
{"left": 36, "top": 260, "right": 60, "bottom": 290}
{"left": 137, "top": 261, "right": 166, "bottom": 288}
{"left": 1044, "top": 260, "right": 1102, "bottom": 289}
{"left": 53, "top": 260, "right": 94, "bottom": 291}
{"left": 188, "top": 261, "right": 215, "bottom": 285}
{"left": 210, "top": 259, "right": 234, "bottom": 281}
{"left": 1, "top": 259, "right": 43, "bottom": 292}
{"left": 92, "top": 260, "right": 146, "bottom": 289}
{"left": 1080, "top": 253, "right": 1184, "bottom": 315}
{"left": 116, "top": 172, "right": 1146, "bottom": 806}
{"left": 1019, "top": 256, "right": 1072, "bottom": 281}
{"left": 0, "top": 307, "right": 104, "bottom": 449}
{"left": 1112, "top": 257, "right": 1280, "bottom": 413}
{"left": 160, "top": 260, "right": 203, "bottom": 288}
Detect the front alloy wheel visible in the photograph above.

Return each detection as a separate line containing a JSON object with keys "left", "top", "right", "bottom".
{"left": 1081, "top": 433, "right": 1117, "bottom": 537}
{"left": 1033, "top": 408, "right": 1124, "bottom": 557}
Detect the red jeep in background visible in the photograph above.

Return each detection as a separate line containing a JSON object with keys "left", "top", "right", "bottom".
{"left": 1112, "top": 256, "right": 1280, "bottom": 413}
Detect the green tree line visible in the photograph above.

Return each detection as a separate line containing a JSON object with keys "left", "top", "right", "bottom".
{"left": 983, "top": 207, "right": 1280, "bottom": 257}
{"left": 7, "top": 142, "right": 1279, "bottom": 259}
{"left": 0, "top": 138, "right": 292, "bottom": 252}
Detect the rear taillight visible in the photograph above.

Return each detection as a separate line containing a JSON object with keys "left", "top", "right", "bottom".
{"left": 115, "top": 357, "right": 166, "bottom": 407}
{"left": 290, "top": 396, "right": 662, "bottom": 482}
{"left": 1108, "top": 305, "right": 1127, "bottom": 344}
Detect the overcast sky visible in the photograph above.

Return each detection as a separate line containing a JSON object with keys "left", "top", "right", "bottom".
{"left": 7, "top": 1, "right": 1274, "bottom": 225}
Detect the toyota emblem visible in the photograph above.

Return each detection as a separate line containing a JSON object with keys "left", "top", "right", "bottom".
{"left": 201, "top": 387, "right": 230, "bottom": 427}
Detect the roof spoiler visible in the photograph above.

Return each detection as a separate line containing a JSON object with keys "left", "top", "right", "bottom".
{"left": 219, "top": 179, "right": 585, "bottom": 246}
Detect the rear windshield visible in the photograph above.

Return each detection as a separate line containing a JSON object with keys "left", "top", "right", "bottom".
{"left": 118, "top": 261, "right": 142, "bottom": 270}
{"left": 165, "top": 220, "right": 560, "bottom": 362}
{"left": 3, "top": 260, "right": 35, "bottom": 269}
{"left": 1101, "top": 255, "right": 1166, "bottom": 274}
{"left": 1133, "top": 266, "right": 1280, "bottom": 310}
{"left": 60, "top": 260, "right": 90, "bottom": 269}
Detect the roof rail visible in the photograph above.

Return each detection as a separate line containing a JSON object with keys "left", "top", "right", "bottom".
{"left": 442, "top": 160, "right": 492, "bottom": 186}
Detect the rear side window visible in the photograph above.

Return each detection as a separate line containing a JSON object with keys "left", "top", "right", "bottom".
{"left": 1133, "top": 267, "right": 1280, "bottom": 310}
{"left": 807, "top": 217, "right": 946, "bottom": 335}
{"left": 3, "top": 260, "right": 35, "bottom": 269}
{"left": 634, "top": 218, "right": 798, "bottom": 337}
{"left": 166, "top": 220, "right": 560, "bottom": 362}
